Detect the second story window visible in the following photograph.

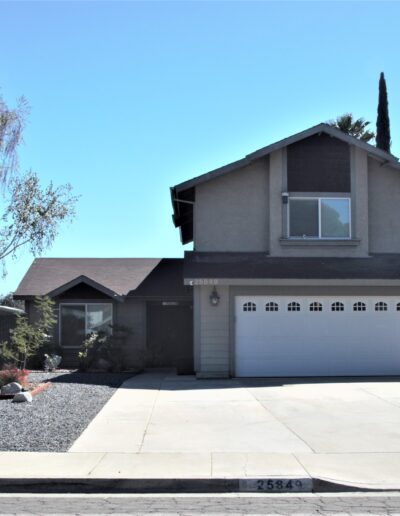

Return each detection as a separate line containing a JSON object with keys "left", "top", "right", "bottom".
{"left": 289, "top": 197, "right": 350, "bottom": 239}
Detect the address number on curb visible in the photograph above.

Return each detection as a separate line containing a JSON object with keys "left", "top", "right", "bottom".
{"left": 240, "top": 478, "right": 312, "bottom": 493}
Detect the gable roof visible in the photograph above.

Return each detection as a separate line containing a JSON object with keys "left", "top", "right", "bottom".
{"left": 171, "top": 123, "right": 400, "bottom": 244}
{"left": 14, "top": 258, "right": 162, "bottom": 299}
{"left": 45, "top": 275, "right": 127, "bottom": 302}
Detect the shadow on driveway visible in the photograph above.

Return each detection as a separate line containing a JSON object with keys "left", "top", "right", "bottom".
{"left": 41, "top": 369, "right": 400, "bottom": 390}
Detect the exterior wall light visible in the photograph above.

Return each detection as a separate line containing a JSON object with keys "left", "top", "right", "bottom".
{"left": 209, "top": 287, "right": 220, "bottom": 307}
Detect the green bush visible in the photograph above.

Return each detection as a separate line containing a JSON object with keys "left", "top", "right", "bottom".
{"left": 78, "top": 325, "right": 131, "bottom": 372}
{"left": 0, "top": 296, "right": 57, "bottom": 369}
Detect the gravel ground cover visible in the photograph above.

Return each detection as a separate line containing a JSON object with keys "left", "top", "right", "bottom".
{"left": 0, "top": 371, "right": 133, "bottom": 452}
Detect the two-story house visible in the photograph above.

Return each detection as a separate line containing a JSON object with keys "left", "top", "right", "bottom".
{"left": 171, "top": 123, "right": 400, "bottom": 378}
{"left": 14, "top": 123, "right": 400, "bottom": 377}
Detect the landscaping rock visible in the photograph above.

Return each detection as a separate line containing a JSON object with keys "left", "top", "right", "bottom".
{"left": 44, "top": 354, "right": 62, "bottom": 371}
{"left": 12, "top": 392, "right": 33, "bottom": 403}
{"left": 1, "top": 382, "right": 22, "bottom": 396}
{"left": 0, "top": 372, "right": 132, "bottom": 451}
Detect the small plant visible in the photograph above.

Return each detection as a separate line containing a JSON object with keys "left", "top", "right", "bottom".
{"left": 78, "top": 332, "right": 107, "bottom": 371}
{"left": 0, "top": 368, "right": 29, "bottom": 388}
{"left": 0, "top": 296, "right": 57, "bottom": 369}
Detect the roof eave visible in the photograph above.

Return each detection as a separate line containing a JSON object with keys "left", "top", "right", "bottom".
{"left": 171, "top": 123, "right": 400, "bottom": 195}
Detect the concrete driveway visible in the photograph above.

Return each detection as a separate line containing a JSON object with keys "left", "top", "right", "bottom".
{"left": 70, "top": 371, "right": 400, "bottom": 454}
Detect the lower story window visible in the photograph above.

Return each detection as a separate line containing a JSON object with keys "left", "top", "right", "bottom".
{"left": 60, "top": 303, "right": 113, "bottom": 348}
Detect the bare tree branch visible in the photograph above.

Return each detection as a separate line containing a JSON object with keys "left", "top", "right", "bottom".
{"left": 0, "top": 96, "right": 29, "bottom": 185}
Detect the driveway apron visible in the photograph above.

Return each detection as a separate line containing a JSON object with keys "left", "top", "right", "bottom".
{"left": 69, "top": 372, "right": 311, "bottom": 453}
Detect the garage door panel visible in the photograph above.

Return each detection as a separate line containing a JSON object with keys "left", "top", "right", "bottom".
{"left": 235, "top": 296, "right": 400, "bottom": 377}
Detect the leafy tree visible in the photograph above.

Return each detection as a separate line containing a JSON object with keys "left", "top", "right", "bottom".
{"left": 0, "top": 93, "right": 78, "bottom": 277}
{"left": 0, "top": 292, "right": 24, "bottom": 310}
{"left": 376, "top": 72, "right": 391, "bottom": 152}
{"left": 0, "top": 171, "right": 77, "bottom": 275}
{"left": 327, "top": 113, "right": 375, "bottom": 142}
{"left": 1, "top": 296, "right": 56, "bottom": 369}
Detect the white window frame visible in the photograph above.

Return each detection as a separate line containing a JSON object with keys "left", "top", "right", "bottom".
{"left": 288, "top": 197, "right": 351, "bottom": 239}
{"left": 59, "top": 302, "right": 113, "bottom": 349}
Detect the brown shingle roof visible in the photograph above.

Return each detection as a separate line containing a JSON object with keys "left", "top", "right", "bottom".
{"left": 14, "top": 258, "right": 162, "bottom": 298}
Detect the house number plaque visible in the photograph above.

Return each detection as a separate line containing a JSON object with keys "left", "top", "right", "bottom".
{"left": 239, "top": 478, "right": 312, "bottom": 492}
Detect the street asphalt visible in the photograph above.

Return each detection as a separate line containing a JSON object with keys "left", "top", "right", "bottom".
{"left": 1, "top": 492, "right": 400, "bottom": 514}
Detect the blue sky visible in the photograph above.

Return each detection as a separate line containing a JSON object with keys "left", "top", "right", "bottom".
{"left": 1, "top": 1, "right": 399, "bottom": 294}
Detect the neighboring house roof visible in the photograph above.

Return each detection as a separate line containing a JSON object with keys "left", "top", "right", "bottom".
{"left": 14, "top": 258, "right": 163, "bottom": 299}
{"left": 171, "top": 123, "right": 400, "bottom": 244}
{"left": 0, "top": 306, "right": 25, "bottom": 316}
{"left": 184, "top": 252, "right": 400, "bottom": 281}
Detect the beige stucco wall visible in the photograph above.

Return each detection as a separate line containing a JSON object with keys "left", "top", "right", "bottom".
{"left": 194, "top": 160, "right": 269, "bottom": 252}
{"left": 350, "top": 146, "right": 369, "bottom": 255}
{"left": 268, "top": 149, "right": 285, "bottom": 256}
{"left": 369, "top": 158, "right": 400, "bottom": 253}
{"left": 193, "top": 144, "right": 379, "bottom": 258}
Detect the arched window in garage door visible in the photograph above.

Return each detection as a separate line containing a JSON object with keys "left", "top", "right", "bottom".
{"left": 287, "top": 301, "right": 300, "bottom": 312}
{"left": 331, "top": 302, "right": 344, "bottom": 311}
{"left": 309, "top": 302, "right": 322, "bottom": 312}
{"left": 243, "top": 302, "right": 256, "bottom": 312}
{"left": 353, "top": 302, "right": 366, "bottom": 311}
{"left": 375, "top": 302, "right": 388, "bottom": 312}
{"left": 265, "top": 302, "right": 279, "bottom": 312}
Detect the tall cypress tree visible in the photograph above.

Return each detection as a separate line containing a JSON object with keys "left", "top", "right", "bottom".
{"left": 376, "top": 72, "right": 391, "bottom": 152}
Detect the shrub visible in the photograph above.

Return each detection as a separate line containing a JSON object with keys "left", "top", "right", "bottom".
{"left": 78, "top": 332, "right": 107, "bottom": 371}
{"left": 0, "top": 368, "right": 29, "bottom": 388}
{"left": 78, "top": 325, "right": 131, "bottom": 372}
{"left": 1, "top": 296, "right": 57, "bottom": 369}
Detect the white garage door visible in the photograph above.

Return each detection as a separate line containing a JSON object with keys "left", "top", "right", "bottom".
{"left": 235, "top": 296, "right": 400, "bottom": 377}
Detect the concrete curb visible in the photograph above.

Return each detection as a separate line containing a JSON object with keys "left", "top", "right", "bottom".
{"left": 0, "top": 477, "right": 397, "bottom": 494}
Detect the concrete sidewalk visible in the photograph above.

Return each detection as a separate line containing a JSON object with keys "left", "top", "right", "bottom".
{"left": 2, "top": 451, "right": 400, "bottom": 491}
